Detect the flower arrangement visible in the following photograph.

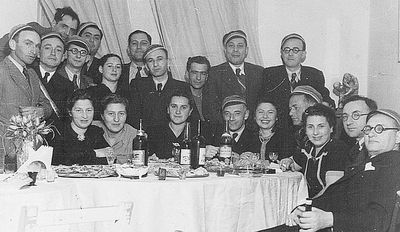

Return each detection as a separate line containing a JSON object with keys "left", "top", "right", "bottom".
{"left": 5, "top": 114, "right": 56, "bottom": 151}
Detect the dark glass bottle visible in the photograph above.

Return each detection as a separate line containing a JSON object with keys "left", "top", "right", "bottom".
{"left": 219, "top": 119, "right": 232, "bottom": 164}
{"left": 132, "top": 119, "right": 148, "bottom": 166}
{"left": 180, "top": 122, "right": 191, "bottom": 165}
{"left": 191, "top": 120, "right": 206, "bottom": 169}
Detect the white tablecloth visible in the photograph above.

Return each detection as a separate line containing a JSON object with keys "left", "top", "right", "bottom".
{"left": 0, "top": 172, "right": 307, "bottom": 232}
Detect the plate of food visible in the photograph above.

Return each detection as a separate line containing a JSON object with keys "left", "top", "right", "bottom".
{"left": 155, "top": 166, "right": 209, "bottom": 178}
{"left": 115, "top": 164, "right": 149, "bottom": 179}
{"left": 53, "top": 165, "right": 117, "bottom": 178}
{"left": 204, "top": 158, "right": 233, "bottom": 173}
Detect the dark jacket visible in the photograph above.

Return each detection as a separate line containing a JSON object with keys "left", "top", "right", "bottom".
{"left": 81, "top": 57, "right": 102, "bottom": 85}
{"left": 212, "top": 125, "right": 255, "bottom": 155}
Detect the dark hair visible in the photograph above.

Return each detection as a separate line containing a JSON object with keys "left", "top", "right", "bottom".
{"left": 186, "top": 56, "right": 211, "bottom": 72}
{"left": 254, "top": 98, "right": 281, "bottom": 133}
{"left": 100, "top": 94, "right": 128, "bottom": 114}
{"left": 128, "top": 30, "right": 152, "bottom": 45}
{"left": 303, "top": 103, "right": 336, "bottom": 129}
{"left": 54, "top": 7, "right": 80, "bottom": 27}
{"left": 168, "top": 89, "right": 193, "bottom": 109}
{"left": 343, "top": 95, "right": 377, "bottom": 112}
{"left": 99, "top": 53, "right": 122, "bottom": 67}
{"left": 67, "top": 89, "right": 94, "bottom": 112}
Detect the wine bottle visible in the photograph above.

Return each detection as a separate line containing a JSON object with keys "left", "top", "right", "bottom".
{"left": 219, "top": 119, "right": 233, "bottom": 164}
{"left": 132, "top": 119, "right": 148, "bottom": 166}
{"left": 191, "top": 120, "right": 206, "bottom": 169}
{"left": 180, "top": 122, "right": 191, "bottom": 165}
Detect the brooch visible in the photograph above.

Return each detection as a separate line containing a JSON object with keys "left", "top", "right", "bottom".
{"left": 77, "top": 134, "right": 85, "bottom": 141}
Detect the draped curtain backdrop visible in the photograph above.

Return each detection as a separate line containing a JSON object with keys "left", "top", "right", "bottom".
{"left": 150, "top": 0, "right": 263, "bottom": 80}
{"left": 39, "top": 0, "right": 263, "bottom": 80}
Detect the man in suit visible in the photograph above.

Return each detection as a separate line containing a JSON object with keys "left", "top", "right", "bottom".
{"left": 57, "top": 35, "right": 94, "bottom": 90}
{"left": 118, "top": 30, "right": 152, "bottom": 99}
{"left": 0, "top": 25, "right": 52, "bottom": 164}
{"left": 128, "top": 44, "right": 192, "bottom": 129}
{"left": 342, "top": 95, "right": 377, "bottom": 168}
{"left": 77, "top": 22, "right": 103, "bottom": 84}
{"left": 207, "top": 30, "right": 264, "bottom": 124}
{"left": 281, "top": 109, "right": 400, "bottom": 232}
{"left": 206, "top": 95, "right": 253, "bottom": 157}
{"left": 0, "top": 7, "right": 80, "bottom": 61}
{"left": 33, "top": 32, "right": 74, "bottom": 135}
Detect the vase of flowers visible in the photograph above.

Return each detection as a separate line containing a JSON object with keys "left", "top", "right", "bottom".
{"left": 4, "top": 114, "right": 55, "bottom": 170}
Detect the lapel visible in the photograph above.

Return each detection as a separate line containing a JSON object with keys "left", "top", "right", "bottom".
{"left": 299, "top": 65, "right": 312, "bottom": 83}
{"left": 5, "top": 57, "right": 32, "bottom": 100}
{"left": 220, "top": 62, "right": 240, "bottom": 89}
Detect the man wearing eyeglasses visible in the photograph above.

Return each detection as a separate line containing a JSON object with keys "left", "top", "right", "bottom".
{"left": 0, "top": 7, "right": 80, "bottom": 62}
{"left": 342, "top": 95, "right": 377, "bottom": 167}
{"left": 57, "top": 35, "right": 94, "bottom": 90}
{"left": 268, "top": 109, "right": 400, "bottom": 232}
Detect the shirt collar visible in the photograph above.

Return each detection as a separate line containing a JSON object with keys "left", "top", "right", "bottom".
{"left": 65, "top": 66, "right": 80, "bottom": 83}
{"left": 8, "top": 55, "right": 24, "bottom": 74}
{"left": 39, "top": 65, "right": 55, "bottom": 81}
{"left": 357, "top": 137, "right": 365, "bottom": 151}
{"left": 286, "top": 67, "right": 301, "bottom": 81}
{"left": 153, "top": 76, "right": 168, "bottom": 91}
{"left": 230, "top": 126, "right": 245, "bottom": 142}
{"left": 229, "top": 62, "right": 245, "bottom": 75}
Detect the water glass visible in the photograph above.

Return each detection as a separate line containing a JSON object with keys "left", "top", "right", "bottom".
{"left": 268, "top": 152, "right": 279, "bottom": 163}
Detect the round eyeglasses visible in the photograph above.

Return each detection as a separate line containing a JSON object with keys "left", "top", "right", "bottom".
{"left": 342, "top": 112, "right": 369, "bottom": 122}
{"left": 362, "top": 124, "right": 399, "bottom": 135}
{"left": 68, "top": 48, "right": 88, "bottom": 57}
{"left": 282, "top": 47, "right": 303, "bottom": 54}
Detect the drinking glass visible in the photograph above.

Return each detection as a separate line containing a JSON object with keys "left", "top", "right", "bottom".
{"left": 106, "top": 153, "right": 116, "bottom": 165}
{"left": 268, "top": 152, "right": 279, "bottom": 163}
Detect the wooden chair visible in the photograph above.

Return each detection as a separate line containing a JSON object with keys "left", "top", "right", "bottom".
{"left": 388, "top": 190, "right": 400, "bottom": 232}
{"left": 18, "top": 201, "right": 133, "bottom": 232}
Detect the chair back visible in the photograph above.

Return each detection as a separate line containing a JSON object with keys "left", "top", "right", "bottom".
{"left": 388, "top": 190, "right": 400, "bottom": 232}
{"left": 18, "top": 201, "right": 133, "bottom": 232}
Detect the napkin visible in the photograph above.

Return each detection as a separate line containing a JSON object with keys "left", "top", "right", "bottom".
{"left": 0, "top": 173, "right": 32, "bottom": 191}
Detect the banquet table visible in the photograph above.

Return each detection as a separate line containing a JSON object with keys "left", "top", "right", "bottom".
{"left": 0, "top": 171, "right": 307, "bottom": 232}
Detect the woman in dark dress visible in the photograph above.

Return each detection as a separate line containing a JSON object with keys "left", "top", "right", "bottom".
{"left": 280, "top": 104, "right": 350, "bottom": 198}
{"left": 52, "top": 89, "right": 112, "bottom": 165}
{"left": 87, "top": 53, "right": 125, "bottom": 120}
{"left": 251, "top": 99, "right": 295, "bottom": 160}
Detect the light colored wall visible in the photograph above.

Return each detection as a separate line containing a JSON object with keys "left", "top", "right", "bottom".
{"left": 0, "top": 0, "right": 38, "bottom": 35}
{"left": 258, "top": 0, "right": 370, "bottom": 104}
{"left": 368, "top": 0, "right": 400, "bottom": 112}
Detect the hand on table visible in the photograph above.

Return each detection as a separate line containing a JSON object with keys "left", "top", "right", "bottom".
{"left": 206, "top": 145, "right": 219, "bottom": 158}
{"left": 286, "top": 205, "right": 333, "bottom": 232}
{"left": 280, "top": 158, "right": 294, "bottom": 172}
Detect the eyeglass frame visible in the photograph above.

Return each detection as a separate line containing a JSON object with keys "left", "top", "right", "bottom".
{"left": 67, "top": 48, "right": 88, "bottom": 57}
{"left": 281, "top": 47, "right": 304, "bottom": 54}
{"left": 342, "top": 111, "right": 369, "bottom": 122}
{"left": 361, "top": 124, "right": 399, "bottom": 135}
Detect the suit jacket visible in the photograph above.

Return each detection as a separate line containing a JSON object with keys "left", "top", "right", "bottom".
{"left": 313, "top": 150, "right": 400, "bottom": 232}
{"left": 56, "top": 64, "right": 94, "bottom": 89}
{"left": 207, "top": 62, "right": 264, "bottom": 123}
{"left": 118, "top": 62, "right": 149, "bottom": 100}
{"left": 212, "top": 125, "right": 254, "bottom": 154}
{"left": 82, "top": 57, "right": 102, "bottom": 85}
{"left": 0, "top": 57, "right": 52, "bottom": 147}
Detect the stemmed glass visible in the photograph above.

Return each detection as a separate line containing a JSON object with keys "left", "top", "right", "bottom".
{"left": 268, "top": 152, "right": 279, "bottom": 164}
{"left": 106, "top": 151, "right": 116, "bottom": 166}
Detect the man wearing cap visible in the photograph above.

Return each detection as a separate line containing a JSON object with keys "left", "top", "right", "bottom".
{"left": 33, "top": 32, "right": 74, "bottom": 134}
{"left": 276, "top": 109, "right": 400, "bottom": 232}
{"left": 0, "top": 7, "right": 80, "bottom": 61}
{"left": 0, "top": 25, "right": 52, "bottom": 163}
{"left": 289, "top": 85, "right": 322, "bottom": 150}
{"left": 56, "top": 35, "right": 94, "bottom": 90}
{"left": 207, "top": 30, "right": 264, "bottom": 124}
{"left": 206, "top": 95, "right": 254, "bottom": 157}
{"left": 341, "top": 95, "right": 377, "bottom": 168}
{"left": 128, "top": 44, "right": 193, "bottom": 129}
{"left": 260, "top": 33, "right": 334, "bottom": 131}
{"left": 78, "top": 22, "right": 103, "bottom": 84}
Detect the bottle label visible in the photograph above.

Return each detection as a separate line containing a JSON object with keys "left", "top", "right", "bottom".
{"left": 132, "top": 150, "right": 145, "bottom": 165}
{"left": 219, "top": 146, "right": 232, "bottom": 158}
{"left": 199, "top": 148, "right": 206, "bottom": 165}
{"left": 180, "top": 149, "right": 191, "bottom": 165}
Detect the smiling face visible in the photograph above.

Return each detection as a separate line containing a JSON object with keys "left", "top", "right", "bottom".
{"left": 342, "top": 100, "right": 371, "bottom": 140}
{"left": 223, "top": 104, "right": 249, "bottom": 132}
{"left": 224, "top": 37, "right": 248, "bottom": 66}
{"left": 187, "top": 62, "right": 208, "bottom": 89}
{"left": 127, "top": 32, "right": 150, "bottom": 63}
{"left": 168, "top": 96, "right": 193, "bottom": 125}
{"left": 10, "top": 30, "right": 41, "bottom": 66}
{"left": 53, "top": 15, "right": 78, "bottom": 40}
{"left": 99, "top": 56, "right": 122, "bottom": 83}
{"left": 39, "top": 37, "right": 64, "bottom": 70}
{"left": 281, "top": 38, "right": 306, "bottom": 70}
{"left": 101, "top": 103, "right": 127, "bottom": 134}
{"left": 255, "top": 102, "right": 278, "bottom": 130}
{"left": 145, "top": 49, "right": 168, "bottom": 78}
{"left": 70, "top": 99, "right": 94, "bottom": 130}
{"left": 306, "top": 115, "right": 333, "bottom": 148}
{"left": 81, "top": 27, "right": 102, "bottom": 55}
{"left": 365, "top": 114, "right": 400, "bottom": 158}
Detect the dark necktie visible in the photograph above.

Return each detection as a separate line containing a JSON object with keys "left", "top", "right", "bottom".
{"left": 73, "top": 74, "right": 79, "bottom": 90}
{"left": 22, "top": 67, "right": 31, "bottom": 88}
{"left": 235, "top": 68, "right": 246, "bottom": 92}
{"left": 43, "top": 72, "right": 50, "bottom": 84}
{"left": 157, "top": 83, "right": 162, "bottom": 95}
{"left": 291, "top": 73, "right": 297, "bottom": 89}
{"left": 136, "top": 66, "right": 142, "bottom": 79}
{"left": 232, "top": 133, "right": 238, "bottom": 143}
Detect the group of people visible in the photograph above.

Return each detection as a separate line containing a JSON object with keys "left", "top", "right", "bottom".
{"left": 0, "top": 6, "right": 399, "bottom": 232}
